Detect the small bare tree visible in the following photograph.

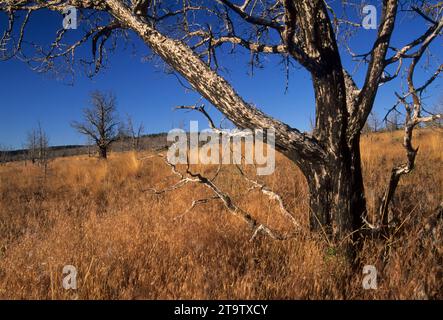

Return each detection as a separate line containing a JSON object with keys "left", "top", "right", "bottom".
{"left": 87, "top": 136, "right": 94, "bottom": 157}
{"left": 26, "top": 123, "right": 49, "bottom": 168}
{"left": 37, "top": 122, "right": 49, "bottom": 168}
{"left": 368, "top": 111, "right": 381, "bottom": 133}
{"left": 379, "top": 36, "right": 442, "bottom": 230}
{"left": 0, "top": 144, "right": 11, "bottom": 164}
{"left": 26, "top": 129, "right": 38, "bottom": 164}
{"left": 428, "top": 97, "right": 443, "bottom": 128}
{"left": 72, "top": 91, "right": 119, "bottom": 159}
{"left": 386, "top": 111, "right": 400, "bottom": 132}
{"left": 126, "top": 114, "right": 144, "bottom": 151}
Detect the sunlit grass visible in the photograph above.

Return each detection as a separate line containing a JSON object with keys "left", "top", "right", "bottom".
{"left": 0, "top": 129, "right": 441, "bottom": 299}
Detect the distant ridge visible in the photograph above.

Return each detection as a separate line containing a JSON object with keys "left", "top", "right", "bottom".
{"left": 0, "top": 133, "right": 169, "bottom": 163}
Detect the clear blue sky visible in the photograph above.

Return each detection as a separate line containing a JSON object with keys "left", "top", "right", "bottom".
{"left": 0, "top": 4, "right": 441, "bottom": 149}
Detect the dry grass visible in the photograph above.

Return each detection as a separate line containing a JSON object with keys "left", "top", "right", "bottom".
{"left": 0, "top": 129, "right": 441, "bottom": 299}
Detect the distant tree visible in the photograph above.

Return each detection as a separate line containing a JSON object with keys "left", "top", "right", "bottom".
{"left": 87, "top": 136, "right": 94, "bottom": 157}
{"left": 0, "top": 145, "right": 11, "bottom": 164}
{"left": 368, "top": 112, "right": 381, "bottom": 132}
{"left": 361, "top": 120, "right": 372, "bottom": 135}
{"left": 126, "top": 114, "right": 144, "bottom": 151}
{"left": 26, "top": 122, "right": 49, "bottom": 167}
{"left": 114, "top": 115, "right": 144, "bottom": 152}
{"left": 37, "top": 123, "right": 49, "bottom": 167}
{"left": 116, "top": 122, "right": 128, "bottom": 152}
{"left": 71, "top": 91, "right": 119, "bottom": 159}
{"left": 386, "top": 112, "right": 400, "bottom": 132}
{"left": 430, "top": 97, "right": 443, "bottom": 128}
{"left": 26, "top": 129, "right": 38, "bottom": 164}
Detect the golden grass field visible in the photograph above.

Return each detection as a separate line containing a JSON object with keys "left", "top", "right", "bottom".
{"left": 0, "top": 129, "right": 441, "bottom": 299}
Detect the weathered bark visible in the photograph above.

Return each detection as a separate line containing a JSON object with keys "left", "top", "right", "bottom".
{"left": 306, "top": 137, "right": 365, "bottom": 242}
{"left": 348, "top": 137, "right": 367, "bottom": 234}
{"left": 291, "top": 0, "right": 365, "bottom": 245}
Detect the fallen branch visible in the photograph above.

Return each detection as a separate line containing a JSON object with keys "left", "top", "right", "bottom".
{"left": 143, "top": 152, "right": 300, "bottom": 241}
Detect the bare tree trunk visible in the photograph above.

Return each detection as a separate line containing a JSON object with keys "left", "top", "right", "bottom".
{"left": 306, "top": 138, "right": 365, "bottom": 244}
{"left": 99, "top": 146, "right": 107, "bottom": 159}
{"left": 349, "top": 139, "right": 367, "bottom": 234}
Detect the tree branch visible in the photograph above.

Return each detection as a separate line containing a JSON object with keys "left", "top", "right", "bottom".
{"left": 106, "top": 0, "right": 325, "bottom": 167}
{"left": 348, "top": 0, "right": 398, "bottom": 138}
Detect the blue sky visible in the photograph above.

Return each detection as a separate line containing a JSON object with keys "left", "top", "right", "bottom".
{"left": 0, "top": 3, "right": 441, "bottom": 149}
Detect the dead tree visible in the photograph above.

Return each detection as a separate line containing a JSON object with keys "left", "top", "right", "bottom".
{"left": 379, "top": 45, "right": 443, "bottom": 230}
{"left": 116, "top": 122, "right": 128, "bottom": 152}
{"left": 87, "top": 136, "right": 94, "bottom": 157}
{"left": 71, "top": 91, "right": 119, "bottom": 159}
{"left": 37, "top": 122, "right": 49, "bottom": 168}
{"left": 126, "top": 114, "right": 144, "bottom": 151}
{"left": 26, "top": 123, "right": 49, "bottom": 168}
{"left": 428, "top": 97, "right": 443, "bottom": 128}
{"left": 386, "top": 112, "right": 400, "bottom": 132}
{"left": 368, "top": 112, "right": 382, "bottom": 133}
{"left": 26, "top": 129, "right": 38, "bottom": 164}
{"left": 0, "top": 145, "right": 11, "bottom": 164}
{"left": 1, "top": 1, "right": 442, "bottom": 256}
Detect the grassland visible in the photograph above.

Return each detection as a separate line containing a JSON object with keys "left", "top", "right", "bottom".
{"left": 0, "top": 129, "right": 441, "bottom": 299}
